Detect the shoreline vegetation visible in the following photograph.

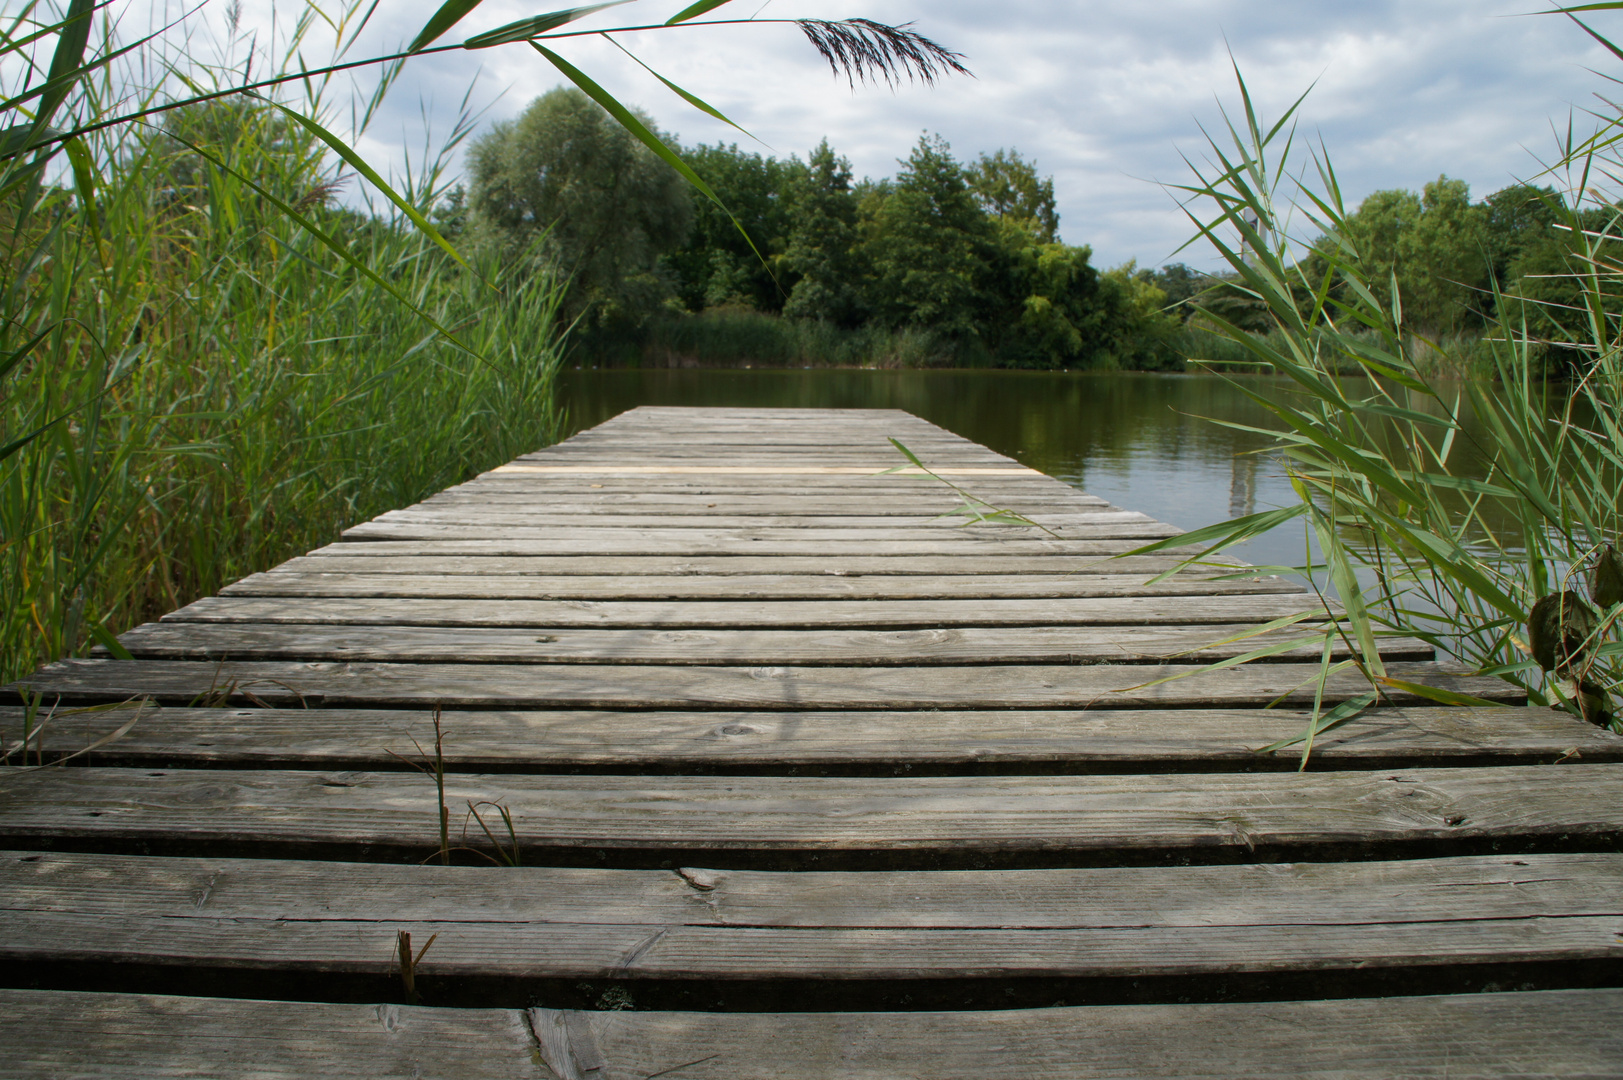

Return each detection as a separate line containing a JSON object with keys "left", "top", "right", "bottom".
{"left": 628, "top": 305, "right": 1501, "bottom": 377}
{"left": 0, "top": 2, "right": 979, "bottom": 683}
{"left": 443, "top": 86, "right": 1601, "bottom": 379}
{"left": 1, "top": 0, "right": 1616, "bottom": 734}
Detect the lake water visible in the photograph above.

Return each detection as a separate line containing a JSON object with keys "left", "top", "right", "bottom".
{"left": 556, "top": 368, "right": 1317, "bottom": 571}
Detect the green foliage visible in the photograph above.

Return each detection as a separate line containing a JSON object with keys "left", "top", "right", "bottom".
{"left": 1136, "top": 62, "right": 1623, "bottom": 740}
{"left": 466, "top": 87, "right": 693, "bottom": 329}
{"left": 861, "top": 135, "right": 993, "bottom": 336}
{"left": 667, "top": 142, "right": 804, "bottom": 313}
{"left": 1137, "top": 263, "right": 1208, "bottom": 316}
{"left": 782, "top": 139, "right": 867, "bottom": 326}
{"left": 1337, "top": 176, "right": 1489, "bottom": 335}
{"left": 0, "top": 1, "right": 565, "bottom": 684}
{"left": 0, "top": 0, "right": 971, "bottom": 683}
{"left": 648, "top": 131, "right": 1168, "bottom": 369}
{"left": 965, "top": 148, "right": 1058, "bottom": 244}
{"left": 643, "top": 304, "right": 956, "bottom": 368}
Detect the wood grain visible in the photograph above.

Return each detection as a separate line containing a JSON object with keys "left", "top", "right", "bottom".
{"left": 1, "top": 764, "right": 1617, "bottom": 858}
{"left": 158, "top": 593, "right": 1332, "bottom": 629}
{"left": 8, "top": 658, "right": 1508, "bottom": 709}
{"left": 2, "top": 704, "right": 1611, "bottom": 771}
{"left": 0, "top": 990, "right": 547, "bottom": 1080}
{"left": 337, "top": 523, "right": 1183, "bottom": 546}
{"left": 3, "top": 851, "right": 1621, "bottom": 982}
{"left": 218, "top": 572, "right": 1300, "bottom": 601}
{"left": 5, "top": 403, "right": 1611, "bottom": 1062}
{"left": 530, "top": 990, "right": 1623, "bottom": 1079}
{"left": 259, "top": 553, "right": 1254, "bottom": 578}
{"left": 107, "top": 622, "right": 1428, "bottom": 665}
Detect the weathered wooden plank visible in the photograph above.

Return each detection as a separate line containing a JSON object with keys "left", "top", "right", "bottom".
{"left": 0, "top": 702, "right": 1605, "bottom": 770}
{"left": 545, "top": 436, "right": 998, "bottom": 450}
{"left": 509, "top": 447, "right": 1019, "bottom": 462}
{"left": 2, "top": 764, "right": 1614, "bottom": 860}
{"left": 454, "top": 474, "right": 1078, "bottom": 492}
{"left": 107, "top": 622, "right": 1430, "bottom": 666}
{"left": 6, "top": 845, "right": 1616, "bottom": 936}
{"left": 158, "top": 594, "right": 1325, "bottom": 629}
{"left": 307, "top": 537, "right": 1202, "bottom": 557}
{"left": 0, "top": 990, "right": 546, "bottom": 1080}
{"left": 409, "top": 494, "right": 1111, "bottom": 512}
{"left": 364, "top": 511, "right": 1154, "bottom": 528}
{"left": 597, "top": 406, "right": 914, "bottom": 417}
{"left": 415, "top": 487, "right": 1103, "bottom": 503}
{"left": 3, "top": 704, "right": 1611, "bottom": 771}
{"left": 8, "top": 658, "right": 1504, "bottom": 710}
{"left": 527, "top": 990, "right": 1623, "bottom": 1079}
{"left": 4, "top": 851, "right": 1621, "bottom": 983}
{"left": 10, "top": 849, "right": 1620, "bottom": 928}
{"left": 409, "top": 500, "right": 1116, "bottom": 519}
{"left": 337, "top": 523, "right": 1182, "bottom": 546}
{"left": 218, "top": 572, "right": 1301, "bottom": 601}
{"left": 265, "top": 553, "right": 1247, "bottom": 578}
{"left": 487, "top": 466, "right": 1045, "bottom": 479}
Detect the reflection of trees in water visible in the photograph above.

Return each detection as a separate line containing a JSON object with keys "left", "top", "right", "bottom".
{"left": 1230, "top": 452, "right": 1258, "bottom": 519}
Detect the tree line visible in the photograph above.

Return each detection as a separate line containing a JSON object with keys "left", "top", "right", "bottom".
{"left": 443, "top": 88, "right": 1604, "bottom": 371}
{"left": 1315, "top": 176, "right": 1601, "bottom": 352}
{"left": 442, "top": 87, "right": 1184, "bottom": 369}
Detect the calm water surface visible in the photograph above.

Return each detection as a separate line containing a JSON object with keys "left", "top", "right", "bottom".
{"left": 557, "top": 368, "right": 1322, "bottom": 569}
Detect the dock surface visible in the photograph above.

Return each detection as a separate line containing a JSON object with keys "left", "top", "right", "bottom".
{"left": 3, "top": 406, "right": 1622, "bottom": 1077}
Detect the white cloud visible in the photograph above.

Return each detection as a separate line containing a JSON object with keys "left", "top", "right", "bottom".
{"left": 140, "top": 0, "right": 1623, "bottom": 268}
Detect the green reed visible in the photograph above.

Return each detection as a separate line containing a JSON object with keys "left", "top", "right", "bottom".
{"left": 1130, "top": 49, "right": 1623, "bottom": 751}
{"left": 0, "top": 1, "right": 566, "bottom": 683}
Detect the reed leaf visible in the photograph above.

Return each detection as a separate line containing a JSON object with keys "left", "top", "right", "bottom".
{"left": 1144, "top": 51, "right": 1623, "bottom": 734}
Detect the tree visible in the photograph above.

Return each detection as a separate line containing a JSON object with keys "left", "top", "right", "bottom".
{"left": 156, "top": 99, "right": 330, "bottom": 210}
{"left": 782, "top": 139, "right": 866, "bottom": 326}
{"left": 1341, "top": 176, "right": 1490, "bottom": 336}
{"left": 860, "top": 134, "right": 993, "bottom": 335}
{"left": 980, "top": 234, "right": 1099, "bottom": 366}
{"left": 466, "top": 87, "right": 693, "bottom": 328}
{"left": 1480, "top": 183, "right": 1559, "bottom": 289}
{"left": 1135, "top": 264, "right": 1205, "bottom": 320}
{"left": 667, "top": 143, "right": 804, "bottom": 313}
{"left": 964, "top": 149, "right": 1058, "bottom": 244}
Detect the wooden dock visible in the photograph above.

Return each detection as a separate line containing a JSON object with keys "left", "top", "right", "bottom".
{"left": 3, "top": 405, "right": 1622, "bottom": 1077}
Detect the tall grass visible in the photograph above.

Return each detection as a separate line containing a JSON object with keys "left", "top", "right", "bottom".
{"left": 1131, "top": 49, "right": 1623, "bottom": 749}
{"left": 1177, "top": 323, "right": 1500, "bottom": 379}
{"left": 0, "top": 0, "right": 969, "bottom": 685}
{"left": 635, "top": 306, "right": 976, "bottom": 369}
{"left": 0, "top": 2, "right": 565, "bottom": 684}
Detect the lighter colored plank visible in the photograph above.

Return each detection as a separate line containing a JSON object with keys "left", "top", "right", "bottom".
{"left": 416, "top": 490, "right": 1109, "bottom": 506}
{"left": 305, "top": 537, "right": 1195, "bottom": 557}
{"left": 489, "top": 465, "right": 1043, "bottom": 475}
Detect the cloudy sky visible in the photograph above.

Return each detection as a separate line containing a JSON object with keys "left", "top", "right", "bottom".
{"left": 210, "top": 0, "right": 1619, "bottom": 269}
